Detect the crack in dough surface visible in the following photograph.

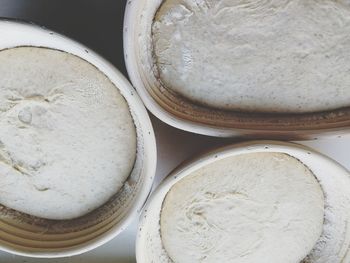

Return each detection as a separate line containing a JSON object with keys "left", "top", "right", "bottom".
{"left": 0, "top": 47, "right": 137, "bottom": 220}
{"left": 153, "top": 0, "right": 350, "bottom": 113}
{"left": 160, "top": 152, "right": 324, "bottom": 263}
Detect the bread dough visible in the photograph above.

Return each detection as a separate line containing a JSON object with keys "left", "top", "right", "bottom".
{"left": 0, "top": 47, "right": 137, "bottom": 220}
{"left": 160, "top": 152, "right": 324, "bottom": 263}
{"left": 153, "top": 0, "right": 350, "bottom": 113}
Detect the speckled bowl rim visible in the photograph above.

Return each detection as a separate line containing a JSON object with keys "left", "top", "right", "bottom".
{"left": 0, "top": 19, "right": 157, "bottom": 258}
{"left": 136, "top": 141, "right": 350, "bottom": 262}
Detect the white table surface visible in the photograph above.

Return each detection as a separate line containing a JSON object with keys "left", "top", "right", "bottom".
{"left": 1, "top": 114, "right": 350, "bottom": 263}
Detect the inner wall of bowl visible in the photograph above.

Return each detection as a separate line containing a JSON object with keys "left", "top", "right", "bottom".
{"left": 0, "top": 21, "right": 148, "bottom": 254}
{"left": 137, "top": 143, "right": 350, "bottom": 262}
{"left": 134, "top": 0, "right": 350, "bottom": 132}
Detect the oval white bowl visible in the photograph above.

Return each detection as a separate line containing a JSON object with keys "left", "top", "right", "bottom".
{"left": 137, "top": 141, "right": 350, "bottom": 263}
{"left": 124, "top": 0, "right": 350, "bottom": 138}
{"left": 0, "top": 20, "right": 156, "bottom": 258}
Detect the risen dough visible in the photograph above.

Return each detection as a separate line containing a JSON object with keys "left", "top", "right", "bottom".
{"left": 0, "top": 47, "right": 137, "bottom": 220}
{"left": 153, "top": 0, "right": 350, "bottom": 113}
{"left": 160, "top": 152, "right": 324, "bottom": 263}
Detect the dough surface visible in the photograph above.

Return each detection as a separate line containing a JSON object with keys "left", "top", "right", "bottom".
{"left": 160, "top": 152, "right": 324, "bottom": 263}
{"left": 0, "top": 47, "right": 137, "bottom": 220}
{"left": 153, "top": 0, "right": 350, "bottom": 113}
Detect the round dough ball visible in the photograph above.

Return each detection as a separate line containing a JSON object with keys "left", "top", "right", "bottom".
{"left": 153, "top": 0, "right": 350, "bottom": 113}
{"left": 0, "top": 47, "right": 137, "bottom": 220}
{"left": 160, "top": 152, "right": 324, "bottom": 263}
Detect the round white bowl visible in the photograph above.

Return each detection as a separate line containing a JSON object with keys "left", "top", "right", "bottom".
{"left": 137, "top": 141, "right": 350, "bottom": 262}
{"left": 124, "top": 0, "right": 350, "bottom": 138}
{"left": 0, "top": 20, "right": 156, "bottom": 258}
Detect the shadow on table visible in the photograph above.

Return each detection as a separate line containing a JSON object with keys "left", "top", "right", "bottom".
{"left": 0, "top": 0, "right": 128, "bottom": 75}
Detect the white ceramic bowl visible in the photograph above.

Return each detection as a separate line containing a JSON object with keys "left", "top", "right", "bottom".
{"left": 0, "top": 20, "right": 156, "bottom": 258}
{"left": 137, "top": 141, "right": 350, "bottom": 262}
{"left": 124, "top": 0, "right": 350, "bottom": 138}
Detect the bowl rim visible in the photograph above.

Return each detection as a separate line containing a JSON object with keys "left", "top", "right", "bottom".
{"left": 0, "top": 19, "right": 157, "bottom": 258}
